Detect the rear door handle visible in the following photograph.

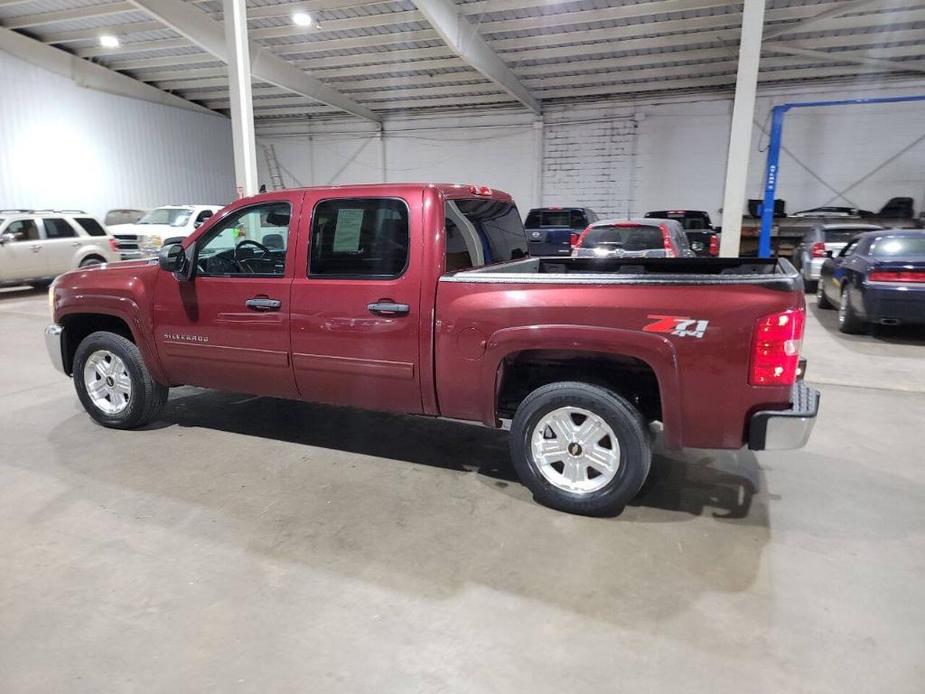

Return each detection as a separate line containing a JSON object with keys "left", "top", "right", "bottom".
{"left": 31, "top": 245, "right": 41, "bottom": 253}
{"left": 368, "top": 301, "right": 410, "bottom": 316}
{"left": 71, "top": 241, "right": 81, "bottom": 247}
{"left": 245, "top": 297, "right": 281, "bottom": 312}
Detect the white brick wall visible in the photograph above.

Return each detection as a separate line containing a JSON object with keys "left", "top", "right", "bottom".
{"left": 541, "top": 115, "right": 637, "bottom": 219}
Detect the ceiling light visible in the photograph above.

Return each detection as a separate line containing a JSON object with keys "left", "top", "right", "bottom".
{"left": 99, "top": 34, "right": 120, "bottom": 48}
{"left": 292, "top": 11, "right": 313, "bottom": 27}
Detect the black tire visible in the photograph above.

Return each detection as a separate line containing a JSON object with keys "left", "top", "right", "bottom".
{"left": 73, "top": 331, "right": 168, "bottom": 429}
{"left": 510, "top": 381, "right": 651, "bottom": 516}
{"left": 804, "top": 278, "right": 817, "bottom": 294}
{"left": 816, "top": 279, "right": 834, "bottom": 309}
{"left": 838, "top": 286, "right": 865, "bottom": 334}
{"left": 79, "top": 255, "right": 105, "bottom": 268}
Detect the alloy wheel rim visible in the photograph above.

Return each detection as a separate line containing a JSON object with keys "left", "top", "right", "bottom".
{"left": 530, "top": 406, "right": 620, "bottom": 494}
{"left": 838, "top": 290, "right": 847, "bottom": 323}
{"left": 83, "top": 350, "right": 132, "bottom": 414}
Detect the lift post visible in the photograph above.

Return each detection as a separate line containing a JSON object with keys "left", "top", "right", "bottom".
{"left": 758, "top": 94, "right": 925, "bottom": 257}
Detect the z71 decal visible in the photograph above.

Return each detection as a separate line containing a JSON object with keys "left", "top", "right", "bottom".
{"left": 643, "top": 314, "right": 710, "bottom": 339}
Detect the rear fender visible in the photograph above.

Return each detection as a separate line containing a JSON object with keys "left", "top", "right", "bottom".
{"left": 480, "top": 324, "right": 683, "bottom": 447}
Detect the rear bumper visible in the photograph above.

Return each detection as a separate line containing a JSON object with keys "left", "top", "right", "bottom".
{"left": 748, "top": 382, "right": 820, "bottom": 451}
{"left": 45, "top": 323, "right": 66, "bottom": 375}
{"left": 861, "top": 284, "right": 925, "bottom": 325}
{"left": 804, "top": 258, "right": 824, "bottom": 281}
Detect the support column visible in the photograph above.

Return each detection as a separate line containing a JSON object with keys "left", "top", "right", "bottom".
{"left": 223, "top": 0, "right": 258, "bottom": 197}
{"left": 533, "top": 119, "right": 544, "bottom": 209}
{"left": 718, "top": 0, "right": 766, "bottom": 257}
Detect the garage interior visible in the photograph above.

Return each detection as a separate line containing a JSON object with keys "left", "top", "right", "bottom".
{"left": 1, "top": 0, "right": 924, "bottom": 692}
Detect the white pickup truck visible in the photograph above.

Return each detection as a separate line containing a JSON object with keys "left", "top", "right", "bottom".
{"left": 109, "top": 204, "right": 223, "bottom": 260}
{"left": 0, "top": 210, "right": 118, "bottom": 288}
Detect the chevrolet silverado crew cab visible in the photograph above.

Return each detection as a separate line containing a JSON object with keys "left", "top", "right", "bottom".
{"left": 45, "top": 184, "right": 819, "bottom": 516}
{"left": 1, "top": 210, "right": 118, "bottom": 288}
{"left": 109, "top": 204, "right": 222, "bottom": 260}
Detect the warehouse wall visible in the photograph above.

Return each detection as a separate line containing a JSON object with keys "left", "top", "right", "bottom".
{"left": 0, "top": 49, "right": 235, "bottom": 220}
{"left": 259, "top": 79, "right": 925, "bottom": 224}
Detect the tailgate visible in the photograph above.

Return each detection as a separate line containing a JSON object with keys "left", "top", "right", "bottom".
{"left": 526, "top": 227, "right": 572, "bottom": 256}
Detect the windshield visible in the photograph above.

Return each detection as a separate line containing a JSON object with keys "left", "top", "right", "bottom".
{"left": 138, "top": 207, "right": 193, "bottom": 227}
{"left": 871, "top": 235, "right": 925, "bottom": 257}
{"left": 582, "top": 225, "right": 663, "bottom": 250}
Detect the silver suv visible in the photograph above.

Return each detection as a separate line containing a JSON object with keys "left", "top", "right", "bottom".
{"left": 0, "top": 210, "right": 119, "bottom": 289}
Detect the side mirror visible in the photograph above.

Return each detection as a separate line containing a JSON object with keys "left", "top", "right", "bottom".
{"left": 0, "top": 231, "right": 21, "bottom": 244}
{"left": 194, "top": 211, "right": 213, "bottom": 228}
{"left": 158, "top": 242, "right": 188, "bottom": 277}
{"left": 824, "top": 250, "right": 834, "bottom": 258}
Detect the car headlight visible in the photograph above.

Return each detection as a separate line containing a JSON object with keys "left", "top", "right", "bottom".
{"left": 138, "top": 234, "right": 163, "bottom": 252}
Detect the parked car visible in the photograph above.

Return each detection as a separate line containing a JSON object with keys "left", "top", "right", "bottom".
{"left": 644, "top": 209, "right": 719, "bottom": 256}
{"left": 0, "top": 210, "right": 118, "bottom": 288}
{"left": 45, "top": 183, "right": 818, "bottom": 516}
{"left": 524, "top": 207, "right": 598, "bottom": 256}
{"left": 572, "top": 218, "right": 695, "bottom": 258}
{"left": 817, "top": 229, "right": 925, "bottom": 333}
{"left": 792, "top": 223, "right": 882, "bottom": 290}
{"left": 109, "top": 204, "right": 222, "bottom": 259}
{"left": 104, "top": 208, "right": 147, "bottom": 226}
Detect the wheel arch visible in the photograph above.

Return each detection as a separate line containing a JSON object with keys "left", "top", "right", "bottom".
{"left": 481, "top": 325, "right": 683, "bottom": 448}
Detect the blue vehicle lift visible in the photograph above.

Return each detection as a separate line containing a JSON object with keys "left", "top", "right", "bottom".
{"left": 758, "top": 94, "right": 925, "bottom": 257}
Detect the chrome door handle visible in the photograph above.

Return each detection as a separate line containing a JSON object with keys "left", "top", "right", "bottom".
{"left": 71, "top": 241, "right": 81, "bottom": 247}
{"left": 368, "top": 301, "right": 410, "bottom": 316}
{"left": 31, "top": 245, "right": 41, "bottom": 253}
{"left": 245, "top": 297, "right": 281, "bottom": 312}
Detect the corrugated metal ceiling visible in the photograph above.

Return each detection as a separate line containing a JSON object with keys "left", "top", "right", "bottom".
{"left": 1, "top": 0, "right": 922, "bottom": 124}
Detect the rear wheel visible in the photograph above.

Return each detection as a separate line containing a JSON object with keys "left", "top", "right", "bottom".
{"left": 79, "top": 255, "right": 105, "bottom": 268}
{"left": 510, "top": 382, "right": 651, "bottom": 516}
{"left": 73, "top": 331, "right": 168, "bottom": 429}
{"left": 838, "top": 286, "right": 865, "bottom": 334}
{"left": 816, "top": 279, "right": 834, "bottom": 309}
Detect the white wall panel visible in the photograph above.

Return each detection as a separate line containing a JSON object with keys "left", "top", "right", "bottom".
{"left": 0, "top": 49, "right": 235, "bottom": 220}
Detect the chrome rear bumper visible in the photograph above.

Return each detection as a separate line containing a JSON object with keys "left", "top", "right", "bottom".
{"left": 45, "top": 323, "right": 66, "bottom": 374}
{"left": 748, "top": 382, "right": 820, "bottom": 451}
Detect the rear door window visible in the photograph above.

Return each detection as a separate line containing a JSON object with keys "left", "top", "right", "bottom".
{"left": 74, "top": 217, "right": 107, "bottom": 236}
{"left": 309, "top": 198, "right": 409, "bottom": 278}
{"left": 43, "top": 218, "right": 77, "bottom": 239}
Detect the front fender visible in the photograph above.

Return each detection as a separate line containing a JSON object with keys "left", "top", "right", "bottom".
{"left": 54, "top": 275, "right": 166, "bottom": 385}
{"left": 479, "top": 324, "right": 683, "bottom": 448}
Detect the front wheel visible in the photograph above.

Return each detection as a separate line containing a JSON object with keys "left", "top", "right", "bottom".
{"left": 73, "top": 331, "right": 168, "bottom": 429}
{"left": 510, "top": 382, "right": 652, "bottom": 516}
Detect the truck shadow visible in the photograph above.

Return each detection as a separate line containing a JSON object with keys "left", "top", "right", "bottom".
{"left": 41, "top": 387, "right": 772, "bottom": 628}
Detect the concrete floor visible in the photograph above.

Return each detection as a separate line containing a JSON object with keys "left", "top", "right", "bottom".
{"left": 1, "top": 287, "right": 923, "bottom": 694}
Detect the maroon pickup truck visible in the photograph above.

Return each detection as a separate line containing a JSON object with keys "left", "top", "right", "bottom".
{"left": 45, "top": 183, "right": 818, "bottom": 515}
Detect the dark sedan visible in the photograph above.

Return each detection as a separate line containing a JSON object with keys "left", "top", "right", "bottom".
{"left": 817, "top": 229, "right": 925, "bottom": 333}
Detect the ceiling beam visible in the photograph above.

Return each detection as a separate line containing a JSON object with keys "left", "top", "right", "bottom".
{"left": 4, "top": 2, "right": 136, "bottom": 30}
{"left": 762, "top": 0, "right": 889, "bottom": 41}
{"left": 410, "top": 0, "right": 540, "bottom": 114}
{"left": 763, "top": 42, "right": 925, "bottom": 75}
{"left": 0, "top": 25, "right": 216, "bottom": 116}
{"left": 126, "top": 0, "right": 379, "bottom": 121}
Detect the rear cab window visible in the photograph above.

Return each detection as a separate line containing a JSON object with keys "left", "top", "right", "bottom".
{"left": 445, "top": 199, "right": 527, "bottom": 273}
{"left": 525, "top": 209, "right": 587, "bottom": 229}
{"left": 824, "top": 229, "right": 865, "bottom": 243}
{"left": 582, "top": 224, "right": 663, "bottom": 251}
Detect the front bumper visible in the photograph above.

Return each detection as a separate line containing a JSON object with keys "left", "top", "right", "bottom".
{"left": 45, "top": 323, "right": 66, "bottom": 374}
{"left": 748, "top": 382, "right": 820, "bottom": 451}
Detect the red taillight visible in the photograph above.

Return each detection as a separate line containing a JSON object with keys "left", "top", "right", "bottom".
{"left": 570, "top": 232, "right": 579, "bottom": 248}
{"left": 573, "top": 226, "right": 591, "bottom": 248}
{"left": 108, "top": 238, "right": 119, "bottom": 252}
{"left": 868, "top": 270, "right": 925, "bottom": 283}
{"left": 709, "top": 235, "right": 719, "bottom": 256}
{"left": 811, "top": 242, "right": 826, "bottom": 258}
{"left": 660, "top": 224, "right": 675, "bottom": 258}
{"left": 749, "top": 308, "right": 805, "bottom": 386}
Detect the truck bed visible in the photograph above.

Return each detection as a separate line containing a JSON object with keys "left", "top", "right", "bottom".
{"left": 446, "top": 256, "right": 798, "bottom": 289}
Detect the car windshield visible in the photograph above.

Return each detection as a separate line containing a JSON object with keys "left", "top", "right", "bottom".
{"left": 824, "top": 229, "right": 867, "bottom": 243}
{"left": 871, "top": 236, "right": 925, "bottom": 257}
{"left": 138, "top": 207, "right": 193, "bottom": 227}
{"left": 582, "top": 225, "right": 663, "bottom": 250}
